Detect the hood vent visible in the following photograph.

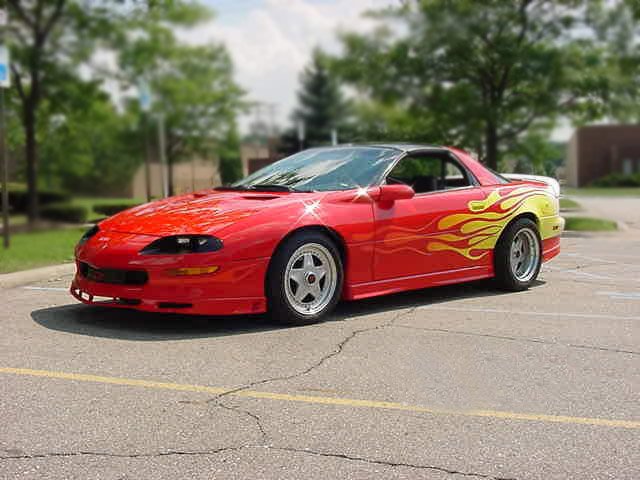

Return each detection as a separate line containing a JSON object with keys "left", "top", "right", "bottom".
{"left": 242, "top": 195, "right": 278, "bottom": 201}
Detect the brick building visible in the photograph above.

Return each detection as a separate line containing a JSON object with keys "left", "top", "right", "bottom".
{"left": 566, "top": 125, "right": 640, "bottom": 187}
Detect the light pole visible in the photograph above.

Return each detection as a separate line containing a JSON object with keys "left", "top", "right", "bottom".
{"left": 157, "top": 112, "right": 168, "bottom": 198}
{"left": 138, "top": 79, "right": 153, "bottom": 201}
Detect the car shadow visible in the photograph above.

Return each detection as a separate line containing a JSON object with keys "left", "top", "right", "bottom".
{"left": 30, "top": 279, "right": 544, "bottom": 341}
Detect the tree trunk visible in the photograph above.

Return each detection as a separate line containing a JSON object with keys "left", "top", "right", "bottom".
{"left": 484, "top": 120, "right": 499, "bottom": 171}
{"left": 24, "top": 102, "right": 39, "bottom": 222}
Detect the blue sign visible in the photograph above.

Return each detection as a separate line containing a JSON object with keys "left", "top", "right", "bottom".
{"left": 138, "top": 79, "right": 152, "bottom": 112}
{"left": 0, "top": 45, "right": 9, "bottom": 88}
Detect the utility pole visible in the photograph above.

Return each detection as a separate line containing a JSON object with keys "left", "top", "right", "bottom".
{"left": 138, "top": 79, "right": 153, "bottom": 201}
{"left": 297, "top": 120, "right": 305, "bottom": 152}
{"left": 157, "top": 112, "right": 168, "bottom": 198}
{"left": 265, "top": 102, "right": 278, "bottom": 137}
{"left": 265, "top": 102, "right": 278, "bottom": 160}
{"left": 0, "top": 9, "right": 10, "bottom": 248}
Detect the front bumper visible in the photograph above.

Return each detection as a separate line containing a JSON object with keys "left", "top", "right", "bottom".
{"left": 72, "top": 230, "right": 269, "bottom": 316}
{"left": 71, "top": 258, "right": 269, "bottom": 315}
{"left": 70, "top": 280, "right": 266, "bottom": 315}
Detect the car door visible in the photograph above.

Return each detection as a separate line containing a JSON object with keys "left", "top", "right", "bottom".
{"left": 373, "top": 153, "right": 488, "bottom": 281}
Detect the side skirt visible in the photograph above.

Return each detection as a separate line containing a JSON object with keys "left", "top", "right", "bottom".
{"left": 344, "top": 265, "right": 493, "bottom": 301}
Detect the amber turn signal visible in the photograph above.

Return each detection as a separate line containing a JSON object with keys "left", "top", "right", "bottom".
{"left": 166, "top": 266, "right": 219, "bottom": 276}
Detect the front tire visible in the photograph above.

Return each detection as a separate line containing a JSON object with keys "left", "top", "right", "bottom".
{"left": 266, "top": 231, "right": 343, "bottom": 325}
{"left": 494, "top": 218, "right": 542, "bottom": 291}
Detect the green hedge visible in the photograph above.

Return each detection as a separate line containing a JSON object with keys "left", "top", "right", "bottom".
{"left": 591, "top": 173, "right": 640, "bottom": 188}
{"left": 41, "top": 203, "right": 89, "bottom": 224}
{"left": 564, "top": 216, "right": 617, "bottom": 231}
{"left": 93, "top": 202, "right": 141, "bottom": 217}
{"left": 0, "top": 183, "right": 70, "bottom": 214}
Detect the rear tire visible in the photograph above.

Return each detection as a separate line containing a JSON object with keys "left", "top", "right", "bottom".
{"left": 494, "top": 218, "right": 542, "bottom": 291}
{"left": 266, "top": 231, "right": 343, "bottom": 325}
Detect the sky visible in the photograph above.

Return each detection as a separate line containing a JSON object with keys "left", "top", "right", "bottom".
{"left": 185, "top": 0, "right": 573, "bottom": 141}
{"left": 185, "top": 0, "right": 396, "bottom": 132}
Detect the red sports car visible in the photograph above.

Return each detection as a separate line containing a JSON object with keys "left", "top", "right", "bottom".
{"left": 72, "top": 145, "right": 564, "bottom": 325}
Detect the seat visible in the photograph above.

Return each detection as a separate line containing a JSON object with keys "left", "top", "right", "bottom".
{"left": 412, "top": 175, "right": 438, "bottom": 193}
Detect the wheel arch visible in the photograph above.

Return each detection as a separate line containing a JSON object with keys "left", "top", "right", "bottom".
{"left": 495, "top": 212, "right": 541, "bottom": 252}
{"left": 509, "top": 212, "right": 539, "bottom": 229}
{"left": 265, "top": 224, "right": 347, "bottom": 286}
{"left": 492, "top": 211, "right": 543, "bottom": 290}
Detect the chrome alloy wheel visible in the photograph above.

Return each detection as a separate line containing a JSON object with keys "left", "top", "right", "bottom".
{"left": 510, "top": 227, "right": 540, "bottom": 282}
{"left": 284, "top": 243, "right": 338, "bottom": 316}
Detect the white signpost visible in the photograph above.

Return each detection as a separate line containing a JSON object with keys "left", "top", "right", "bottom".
{"left": 0, "top": 45, "right": 10, "bottom": 88}
{"left": 0, "top": 12, "right": 10, "bottom": 247}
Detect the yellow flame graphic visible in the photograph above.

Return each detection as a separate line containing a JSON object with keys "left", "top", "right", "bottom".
{"left": 427, "top": 187, "right": 551, "bottom": 260}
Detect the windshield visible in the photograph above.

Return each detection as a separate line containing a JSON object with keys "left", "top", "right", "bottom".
{"left": 231, "top": 147, "right": 401, "bottom": 192}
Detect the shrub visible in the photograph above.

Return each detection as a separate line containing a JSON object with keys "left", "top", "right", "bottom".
{"left": 93, "top": 202, "right": 141, "bottom": 217}
{"left": 41, "top": 203, "right": 89, "bottom": 224}
{"left": 591, "top": 173, "right": 640, "bottom": 188}
{"left": 0, "top": 183, "right": 70, "bottom": 214}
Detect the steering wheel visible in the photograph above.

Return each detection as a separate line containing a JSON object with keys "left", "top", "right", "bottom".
{"left": 386, "top": 176, "right": 409, "bottom": 186}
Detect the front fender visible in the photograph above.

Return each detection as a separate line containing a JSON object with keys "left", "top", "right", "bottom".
{"left": 217, "top": 190, "right": 377, "bottom": 285}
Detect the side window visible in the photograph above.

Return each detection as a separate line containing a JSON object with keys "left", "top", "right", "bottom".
{"left": 387, "top": 155, "right": 472, "bottom": 194}
{"left": 443, "top": 160, "right": 472, "bottom": 189}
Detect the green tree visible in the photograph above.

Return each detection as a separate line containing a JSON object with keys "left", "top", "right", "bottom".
{"left": 333, "top": 0, "right": 618, "bottom": 170}
{"left": 7, "top": 0, "right": 70, "bottom": 221}
{"left": 6, "top": 0, "right": 242, "bottom": 212}
{"left": 292, "top": 49, "right": 351, "bottom": 148}
{"left": 218, "top": 125, "right": 243, "bottom": 184}
{"left": 5, "top": 0, "right": 136, "bottom": 221}
{"left": 116, "top": 4, "right": 244, "bottom": 194}
{"left": 38, "top": 78, "right": 142, "bottom": 194}
{"left": 582, "top": 1, "right": 640, "bottom": 124}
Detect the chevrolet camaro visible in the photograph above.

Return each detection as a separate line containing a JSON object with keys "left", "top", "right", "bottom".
{"left": 71, "top": 144, "right": 564, "bottom": 325}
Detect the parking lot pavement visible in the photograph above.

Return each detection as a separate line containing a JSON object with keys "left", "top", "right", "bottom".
{"left": 1, "top": 232, "right": 639, "bottom": 479}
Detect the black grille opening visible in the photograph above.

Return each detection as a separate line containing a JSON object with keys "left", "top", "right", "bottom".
{"left": 80, "top": 262, "right": 148, "bottom": 286}
{"left": 117, "top": 298, "right": 142, "bottom": 306}
{"left": 157, "top": 302, "right": 192, "bottom": 309}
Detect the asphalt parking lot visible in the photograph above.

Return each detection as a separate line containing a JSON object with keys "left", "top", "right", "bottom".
{"left": 1, "top": 201, "right": 639, "bottom": 479}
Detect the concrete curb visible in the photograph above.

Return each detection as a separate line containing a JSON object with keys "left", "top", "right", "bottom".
{"left": 0, "top": 263, "right": 75, "bottom": 289}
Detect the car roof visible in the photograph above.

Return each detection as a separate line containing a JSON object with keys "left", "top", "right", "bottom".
{"left": 326, "top": 143, "right": 448, "bottom": 153}
{"left": 368, "top": 143, "right": 448, "bottom": 153}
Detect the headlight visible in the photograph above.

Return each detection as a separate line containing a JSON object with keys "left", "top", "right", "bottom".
{"left": 78, "top": 225, "right": 99, "bottom": 246}
{"left": 140, "top": 235, "right": 223, "bottom": 255}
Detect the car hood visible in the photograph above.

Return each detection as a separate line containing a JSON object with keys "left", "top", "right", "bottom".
{"left": 99, "top": 190, "right": 320, "bottom": 237}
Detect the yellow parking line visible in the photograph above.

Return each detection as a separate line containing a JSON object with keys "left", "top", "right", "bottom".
{"left": 1, "top": 367, "right": 638, "bottom": 430}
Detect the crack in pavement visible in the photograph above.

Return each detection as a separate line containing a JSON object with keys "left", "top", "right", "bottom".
{"left": 545, "top": 265, "right": 640, "bottom": 283}
{"left": 392, "top": 324, "right": 640, "bottom": 355}
{"left": 547, "top": 276, "right": 631, "bottom": 288}
{"left": 0, "top": 446, "right": 246, "bottom": 461}
{"left": 195, "top": 306, "right": 418, "bottom": 450}
{"left": 209, "top": 306, "right": 419, "bottom": 401}
{"left": 268, "top": 446, "right": 516, "bottom": 480}
{"left": 210, "top": 400, "right": 270, "bottom": 444}
{"left": 1, "top": 445, "right": 515, "bottom": 479}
